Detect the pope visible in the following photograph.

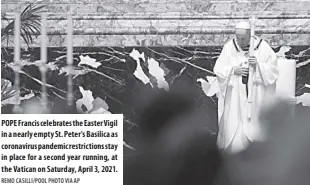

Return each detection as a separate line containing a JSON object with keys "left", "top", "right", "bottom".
{"left": 214, "top": 21, "right": 279, "bottom": 154}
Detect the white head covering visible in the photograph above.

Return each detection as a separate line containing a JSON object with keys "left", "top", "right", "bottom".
{"left": 235, "top": 21, "right": 251, "bottom": 30}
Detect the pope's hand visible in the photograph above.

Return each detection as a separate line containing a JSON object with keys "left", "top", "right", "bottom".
{"left": 234, "top": 66, "right": 249, "bottom": 76}
{"left": 248, "top": 56, "right": 257, "bottom": 66}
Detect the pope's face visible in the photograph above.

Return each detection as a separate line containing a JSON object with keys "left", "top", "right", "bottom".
{"left": 235, "top": 28, "right": 251, "bottom": 48}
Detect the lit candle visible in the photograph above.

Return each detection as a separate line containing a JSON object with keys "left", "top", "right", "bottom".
{"left": 40, "top": 13, "right": 48, "bottom": 107}
{"left": 276, "top": 58, "right": 297, "bottom": 122}
{"left": 276, "top": 58, "right": 296, "bottom": 99}
{"left": 13, "top": 12, "right": 21, "bottom": 113}
{"left": 67, "top": 12, "right": 74, "bottom": 106}
{"left": 67, "top": 13, "right": 73, "bottom": 66}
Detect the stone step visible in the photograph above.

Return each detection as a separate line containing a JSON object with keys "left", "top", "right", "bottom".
{"left": 2, "top": 17, "right": 309, "bottom": 34}
{"left": 3, "top": 12, "right": 310, "bottom": 20}
{"left": 4, "top": 0, "right": 306, "bottom": 3}
{"left": 2, "top": 0, "right": 310, "bottom": 47}
{"left": 2, "top": 33, "right": 309, "bottom": 47}
{"left": 2, "top": 1, "right": 310, "bottom": 14}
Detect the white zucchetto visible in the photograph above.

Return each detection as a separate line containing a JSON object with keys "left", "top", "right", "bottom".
{"left": 235, "top": 21, "right": 251, "bottom": 30}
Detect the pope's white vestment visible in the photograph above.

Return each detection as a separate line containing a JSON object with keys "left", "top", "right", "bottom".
{"left": 214, "top": 36, "right": 279, "bottom": 153}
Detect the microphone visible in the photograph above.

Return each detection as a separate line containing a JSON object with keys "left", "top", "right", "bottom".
{"left": 242, "top": 59, "right": 249, "bottom": 85}
{"left": 242, "top": 73, "right": 249, "bottom": 85}
{"left": 241, "top": 49, "right": 250, "bottom": 85}
{"left": 242, "top": 60, "right": 249, "bottom": 96}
